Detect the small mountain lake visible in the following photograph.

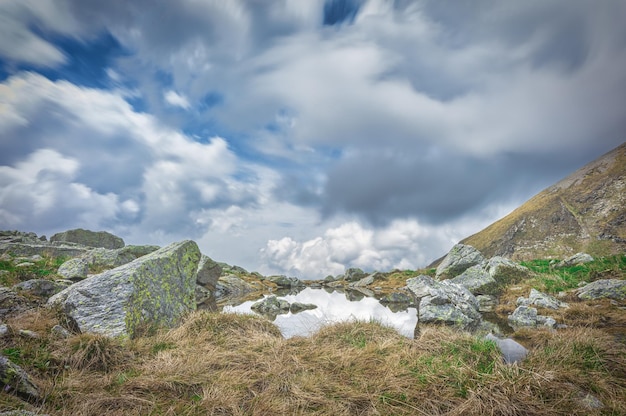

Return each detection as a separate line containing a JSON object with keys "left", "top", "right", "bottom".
{"left": 222, "top": 287, "right": 419, "bottom": 338}
{"left": 220, "top": 287, "right": 528, "bottom": 363}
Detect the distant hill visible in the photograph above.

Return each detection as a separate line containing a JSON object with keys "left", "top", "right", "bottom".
{"left": 458, "top": 142, "right": 626, "bottom": 261}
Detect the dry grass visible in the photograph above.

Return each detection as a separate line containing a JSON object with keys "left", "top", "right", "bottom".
{"left": 1, "top": 309, "right": 625, "bottom": 415}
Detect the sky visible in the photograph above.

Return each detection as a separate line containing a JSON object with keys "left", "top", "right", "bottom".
{"left": 0, "top": 0, "right": 625, "bottom": 279}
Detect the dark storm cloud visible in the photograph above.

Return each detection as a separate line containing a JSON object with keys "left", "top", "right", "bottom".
{"left": 320, "top": 139, "right": 626, "bottom": 226}
{"left": 320, "top": 149, "right": 498, "bottom": 225}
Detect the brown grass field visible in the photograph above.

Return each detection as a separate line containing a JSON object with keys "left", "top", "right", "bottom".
{"left": 1, "top": 307, "right": 625, "bottom": 416}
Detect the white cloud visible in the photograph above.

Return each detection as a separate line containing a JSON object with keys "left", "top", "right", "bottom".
{"left": 0, "top": 148, "right": 119, "bottom": 229}
{"left": 260, "top": 220, "right": 430, "bottom": 279}
{"left": 0, "top": 72, "right": 263, "bottom": 240}
{"left": 164, "top": 90, "right": 191, "bottom": 110}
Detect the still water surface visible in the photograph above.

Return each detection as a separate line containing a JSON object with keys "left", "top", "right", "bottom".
{"left": 223, "top": 287, "right": 418, "bottom": 338}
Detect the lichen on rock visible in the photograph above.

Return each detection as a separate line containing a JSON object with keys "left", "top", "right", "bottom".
{"left": 48, "top": 240, "right": 200, "bottom": 338}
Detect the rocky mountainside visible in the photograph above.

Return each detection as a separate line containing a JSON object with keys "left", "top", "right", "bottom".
{"left": 460, "top": 142, "right": 626, "bottom": 261}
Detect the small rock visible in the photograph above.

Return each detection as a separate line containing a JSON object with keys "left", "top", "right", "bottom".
{"left": 0, "top": 324, "right": 9, "bottom": 337}
{"left": 215, "top": 275, "right": 256, "bottom": 298}
{"left": 476, "top": 295, "right": 498, "bottom": 312}
{"left": 264, "top": 275, "right": 303, "bottom": 288}
{"left": 51, "top": 324, "right": 71, "bottom": 339}
{"left": 289, "top": 302, "right": 317, "bottom": 313}
{"left": 0, "top": 355, "right": 41, "bottom": 401}
{"left": 485, "top": 333, "right": 528, "bottom": 364}
{"left": 14, "top": 262, "right": 34, "bottom": 268}
{"left": 57, "top": 257, "right": 91, "bottom": 280}
{"left": 577, "top": 392, "right": 603, "bottom": 410}
{"left": 557, "top": 252, "right": 594, "bottom": 268}
{"left": 17, "top": 329, "right": 39, "bottom": 339}
{"left": 350, "top": 273, "right": 377, "bottom": 288}
{"left": 536, "top": 315, "right": 557, "bottom": 328}
{"left": 379, "top": 292, "right": 413, "bottom": 305}
{"left": 251, "top": 295, "right": 290, "bottom": 320}
{"left": 508, "top": 306, "right": 538, "bottom": 328}
{"left": 0, "top": 288, "right": 36, "bottom": 319}
{"left": 521, "top": 288, "right": 568, "bottom": 310}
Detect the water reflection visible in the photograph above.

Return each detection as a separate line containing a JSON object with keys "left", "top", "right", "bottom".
{"left": 222, "top": 287, "right": 418, "bottom": 339}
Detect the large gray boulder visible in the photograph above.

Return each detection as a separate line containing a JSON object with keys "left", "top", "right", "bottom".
{"left": 343, "top": 268, "right": 367, "bottom": 282}
{"left": 436, "top": 244, "right": 484, "bottom": 278}
{"left": 407, "top": 275, "right": 481, "bottom": 330}
{"left": 449, "top": 264, "right": 498, "bottom": 295}
{"left": 485, "top": 256, "right": 532, "bottom": 285}
{"left": 577, "top": 279, "right": 626, "bottom": 300}
{"left": 57, "top": 245, "right": 161, "bottom": 280}
{"left": 50, "top": 228, "right": 125, "bottom": 249}
{"left": 48, "top": 240, "right": 200, "bottom": 338}
{"left": 215, "top": 274, "right": 256, "bottom": 298}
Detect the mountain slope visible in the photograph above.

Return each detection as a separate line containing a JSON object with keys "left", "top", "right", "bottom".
{"left": 460, "top": 142, "right": 626, "bottom": 261}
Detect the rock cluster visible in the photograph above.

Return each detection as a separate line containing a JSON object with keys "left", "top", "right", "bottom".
{"left": 1, "top": 230, "right": 224, "bottom": 336}
{"left": 402, "top": 244, "right": 536, "bottom": 331}
{"left": 250, "top": 295, "right": 317, "bottom": 320}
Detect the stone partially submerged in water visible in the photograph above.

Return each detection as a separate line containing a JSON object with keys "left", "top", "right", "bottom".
{"left": 407, "top": 275, "right": 481, "bottom": 330}
{"left": 485, "top": 333, "right": 528, "bottom": 364}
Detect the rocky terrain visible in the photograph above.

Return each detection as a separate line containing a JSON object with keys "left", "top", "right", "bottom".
{"left": 458, "top": 142, "right": 626, "bottom": 262}
{"left": 0, "top": 227, "right": 624, "bottom": 414}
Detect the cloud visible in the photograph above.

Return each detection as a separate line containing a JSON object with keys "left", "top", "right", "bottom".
{"left": 164, "top": 90, "right": 191, "bottom": 109}
{"left": 0, "top": 72, "right": 265, "bottom": 239}
{"left": 0, "top": 148, "right": 119, "bottom": 230}
{"left": 261, "top": 219, "right": 434, "bottom": 279}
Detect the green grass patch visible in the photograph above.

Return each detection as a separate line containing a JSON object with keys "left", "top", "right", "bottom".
{"left": 0, "top": 255, "right": 68, "bottom": 286}
{"left": 521, "top": 255, "right": 626, "bottom": 293}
